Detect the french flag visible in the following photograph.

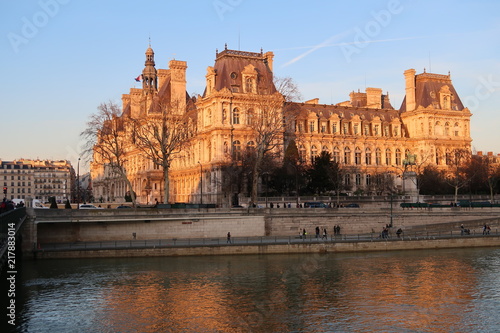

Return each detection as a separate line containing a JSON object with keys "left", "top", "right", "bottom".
{"left": 134, "top": 74, "right": 142, "bottom": 82}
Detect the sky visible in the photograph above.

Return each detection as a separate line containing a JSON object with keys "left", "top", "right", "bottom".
{"left": 1, "top": 0, "right": 499, "bottom": 172}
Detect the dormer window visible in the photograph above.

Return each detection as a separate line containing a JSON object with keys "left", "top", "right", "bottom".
{"left": 439, "top": 85, "right": 452, "bottom": 110}
{"left": 230, "top": 72, "right": 238, "bottom": 79}
{"left": 246, "top": 78, "right": 254, "bottom": 93}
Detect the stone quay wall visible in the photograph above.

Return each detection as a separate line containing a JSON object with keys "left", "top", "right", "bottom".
{"left": 28, "top": 207, "right": 500, "bottom": 246}
{"left": 35, "top": 235, "right": 500, "bottom": 259}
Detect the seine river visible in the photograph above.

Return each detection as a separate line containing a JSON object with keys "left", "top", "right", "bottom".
{"left": 4, "top": 247, "right": 500, "bottom": 332}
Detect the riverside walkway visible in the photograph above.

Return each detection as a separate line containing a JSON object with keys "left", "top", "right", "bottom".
{"left": 37, "top": 228, "right": 499, "bottom": 253}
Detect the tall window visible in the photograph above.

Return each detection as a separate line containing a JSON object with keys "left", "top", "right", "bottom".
{"left": 332, "top": 123, "right": 338, "bottom": 133}
{"left": 246, "top": 78, "right": 253, "bottom": 93}
{"left": 375, "top": 148, "right": 382, "bottom": 165}
{"left": 247, "top": 141, "right": 255, "bottom": 151}
{"left": 353, "top": 124, "right": 359, "bottom": 135}
{"left": 344, "top": 147, "right": 351, "bottom": 165}
{"left": 355, "top": 174, "right": 362, "bottom": 186}
{"left": 444, "top": 122, "right": 450, "bottom": 136}
{"left": 309, "top": 121, "right": 315, "bottom": 133}
{"left": 246, "top": 109, "right": 254, "bottom": 126}
{"left": 344, "top": 174, "right": 351, "bottom": 186}
{"left": 374, "top": 124, "right": 379, "bottom": 136}
{"left": 454, "top": 123, "right": 460, "bottom": 136}
{"left": 366, "top": 174, "right": 371, "bottom": 186}
{"left": 355, "top": 147, "right": 362, "bottom": 165}
{"left": 395, "top": 149, "right": 402, "bottom": 165}
{"left": 364, "top": 124, "right": 370, "bottom": 136}
{"left": 233, "top": 140, "right": 241, "bottom": 160}
{"left": 311, "top": 145, "right": 318, "bottom": 161}
{"left": 365, "top": 148, "right": 372, "bottom": 165}
{"left": 333, "top": 147, "right": 340, "bottom": 163}
{"left": 232, "top": 108, "right": 240, "bottom": 124}
{"left": 385, "top": 149, "right": 392, "bottom": 165}
{"left": 343, "top": 123, "right": 350, "bottom": 135}
{"left": 299, "top": 145, "right": 306, "bottom": 163}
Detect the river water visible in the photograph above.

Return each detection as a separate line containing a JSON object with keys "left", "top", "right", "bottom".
{"left": 4, "top": 247, "right": 500, "bottom": 332}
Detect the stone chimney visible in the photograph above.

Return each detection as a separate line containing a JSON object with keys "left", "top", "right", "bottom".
{"left": 157, "top": 69, "right": 169, "bottom": 89}
{"left": 366, "top": 87, "right": 382, "bottom": 108}
{"left": 404, "top": 69, "right": 416, "bottom": 111}
{"left": 264, "top": 51, "right": 274, "bottom": 72}
{"left": 169, "top": 60, "right": 187, "bottom": 113}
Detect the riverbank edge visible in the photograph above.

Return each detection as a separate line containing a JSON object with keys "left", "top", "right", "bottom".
{"left": 33, "top": 235, "right": 500, "bottom": 259}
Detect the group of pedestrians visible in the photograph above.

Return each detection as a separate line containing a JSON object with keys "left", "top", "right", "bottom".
{"left": 299, "top": 225, "right": 341, "bottom": 240}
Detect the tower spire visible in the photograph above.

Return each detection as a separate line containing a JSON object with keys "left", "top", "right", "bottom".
{"left": 142, "top": 42, "right": 157, "bottom": 95}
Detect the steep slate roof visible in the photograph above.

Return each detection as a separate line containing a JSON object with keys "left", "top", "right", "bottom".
{"left": 209, "top": 48, "right": 277, "bottom": 95}
{"left": 400, "top": 72, "right": 465, "bottom": 112}
{"left": 291, "top": 102, "right": 401, "bottom": 123}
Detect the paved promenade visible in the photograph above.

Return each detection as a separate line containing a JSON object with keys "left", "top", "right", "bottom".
{"left": 37, "top": 229, "right": 499, "bottom": 253}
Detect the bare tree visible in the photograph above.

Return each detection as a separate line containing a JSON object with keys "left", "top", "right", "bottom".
{"left": 131, "top": 98, "right": 195, "bottom": 203}
{"left": 445, "top": 148, "right": 472, "bottom": 203}
{"left": 274, "top": 76, "right": 302, "bottom": 102}
{"left": 81, "top": 101, "right": 136, "bottom": 205}
{"left": 243, "top": 92, "right": 285, "bottom": 205}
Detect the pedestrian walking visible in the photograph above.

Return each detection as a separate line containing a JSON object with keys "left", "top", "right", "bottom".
{"left": 227, "top": 232, "right": 231, "bottom": 244}
{"left": 322, "top": 228, "right": 327, "bottom": 240}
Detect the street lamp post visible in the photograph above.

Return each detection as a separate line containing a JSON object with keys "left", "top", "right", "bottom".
{"left": 198, "top": 161, "right": 202, "bottom": 206}
{"left": 77, "top": 157, "right": 80, "bottom": 209}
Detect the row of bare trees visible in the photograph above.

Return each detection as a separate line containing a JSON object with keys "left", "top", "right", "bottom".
{"left": 81, "top": 77, "right": 301, "bottom": 205}
{"left": 81, "top": 98, "right": 195, "bottom": 205}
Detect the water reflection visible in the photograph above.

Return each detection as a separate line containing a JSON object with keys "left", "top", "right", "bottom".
{"left": 12, "top": 248, "right": 500, "bottom": 332}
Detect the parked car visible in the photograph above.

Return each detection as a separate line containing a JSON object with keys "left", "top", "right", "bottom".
{"left": 116, "top": 205, "right": 133, "bottom": 209}
{"left": 345, "top": 203, "right": 360, "bottom": 208}
{"left": 79, "top": 204, "right": 102, "bottom": 209}
{"left": 304, "top": 202, "right": 328, "bottom": 208}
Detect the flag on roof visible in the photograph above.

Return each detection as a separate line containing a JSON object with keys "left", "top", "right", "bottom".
{"left": 134, "top": 74, "right": 142, "bottom": 82}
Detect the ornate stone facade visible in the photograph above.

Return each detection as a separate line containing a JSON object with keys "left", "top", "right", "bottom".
{"left": 90, "top": 45, "right": 472, "bottom": 205}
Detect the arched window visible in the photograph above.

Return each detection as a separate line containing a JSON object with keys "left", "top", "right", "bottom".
{"left": 434, "top": 121, "right": 442, "bottom": 136}
{"left": 366, "top": 174, "right": 371, "bottom": 186}
{"left": 299, "top": 145, "right": 306, "bottom": 163}
{"left": 233, "top": 140, "right": 241, "bottom": 160}
{"left": 375, "top": 148, "right": 382, "bottom": 165}
{"left": 454, "top": 123, "right": 460, "bottom": 136}
{"left": 385, "top": 149, "right": 392, "bottom": 165}
{"left": 311, "top": 145, "right": 318, "bottom": 161}
{"left": 355, "top": 147, "right": 362, "bottom": 165}
{"left": 333, "top": 147, "right": 340, "bottom": 163}
{"left": 444, "top": 122, "right": 450, "bottom": 136}
{"left": 232, "top": 108, "right": 240, "bottom": 125}
{"left": 365, "top": 148, "right": 372, "bottom": 165}
{"left": 322, "top": 145, "right": 329, "bottom": 153}
{"left": 344, "top": 147, "right": 351, "bottom": 165}
{"left": 395, "top": 149, "right": 402, "bottom": 165}
{"left": 247, "top": 141, "right": 255, "bottom": 151}
{"left": 344, "top": 174, "right": 351, "bottom": 186}
{"left": 355, "top": 173, "right": 362, "bottom": 186}
{"left": 246, "top": 109, "right": 254, "bottom": 126}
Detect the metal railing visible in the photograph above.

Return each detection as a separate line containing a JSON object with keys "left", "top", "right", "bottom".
{"left": 37, "top": 228, "right": 499, "bottom": 252}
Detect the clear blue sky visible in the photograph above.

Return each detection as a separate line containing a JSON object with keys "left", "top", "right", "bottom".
{"left": 1, "top": 0, "right": 499, "bottom": 172}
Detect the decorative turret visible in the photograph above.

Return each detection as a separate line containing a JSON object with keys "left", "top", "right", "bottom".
{"left": 142, "top": 44, "right": 158, "bottom": 95}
